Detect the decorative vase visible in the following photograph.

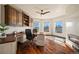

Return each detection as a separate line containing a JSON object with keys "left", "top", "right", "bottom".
{"left": 0, "top": 33, "right": 6, "bottom": 38}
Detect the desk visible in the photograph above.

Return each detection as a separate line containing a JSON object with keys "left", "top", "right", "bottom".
{"left": 0, "top": 34, "right": 16, "bottom": 44}
{"left": 0, "top": 34, "right": 17, "bottom": 54}
{"left": 16, "top": 32, "right": 26, "bottom": 43}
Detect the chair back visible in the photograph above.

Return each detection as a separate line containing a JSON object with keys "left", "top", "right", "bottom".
{"left": 35, "top": 34, "right": 44, "bottom": 46}
{"left": 25, "top": 29, "right": 33, "bottom": 40}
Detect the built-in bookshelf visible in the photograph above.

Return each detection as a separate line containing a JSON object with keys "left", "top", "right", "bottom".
{"left": 22, "top": 12, "right": 29, "bottom": 26}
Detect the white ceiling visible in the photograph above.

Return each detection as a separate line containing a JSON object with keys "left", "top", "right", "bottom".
{"left": 11, "top": 4, "right": 79, "bottom": 19}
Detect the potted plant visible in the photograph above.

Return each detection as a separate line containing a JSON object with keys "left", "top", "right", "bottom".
{"left": 0, "top": 24, "right": 9, "bottom": 38}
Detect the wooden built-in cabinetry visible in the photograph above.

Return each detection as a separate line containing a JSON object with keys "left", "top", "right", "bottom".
{"left": 5, "top": 5, "right": 30, "bottom": 26}
{"left": 22, "top": 13, "right": 29, "bottom": 26}
{"left": 5, "top": 5, "right": 19, "bottom": 26}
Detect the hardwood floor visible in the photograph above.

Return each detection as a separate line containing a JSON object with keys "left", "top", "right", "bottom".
{"left": 17, "top": 37, "right": 75, "bottom": 54}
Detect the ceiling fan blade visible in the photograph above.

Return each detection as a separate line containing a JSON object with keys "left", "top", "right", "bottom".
{"left": 36, "top": 10, "right": 50, "bottom": 15}
{"left": 43, "top": 11, "right": 50, "bottom": 14}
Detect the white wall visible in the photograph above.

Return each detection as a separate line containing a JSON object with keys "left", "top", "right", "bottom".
{"left": 5, "top": 26, "right": 32, "bottom": 34}
{"left": 65, "top": 17, "right": 79, "bottom": 36}
{"left": 76, "top": 21, "right": 79, "bottom": 35}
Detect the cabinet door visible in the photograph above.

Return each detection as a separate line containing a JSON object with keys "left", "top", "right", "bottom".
{"left": 9, "top": 6, "right": 13, "bottom": 25}
{"left": 0, "top": 42, "right": 17, "bottom": 54}
{"left": 12, "top": 8, "right": 16, "bottom": 26}
{"left": 16, "top": 11, "right": 20, "bottom": 25}
{"left": 5, "top": 5, "right": 20, "bottom": 26}
{"left": 5, "top": 5, "right": 10, "bottom": 25}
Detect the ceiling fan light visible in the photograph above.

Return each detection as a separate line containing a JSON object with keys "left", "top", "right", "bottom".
{"left": 36, "top": 9, "right": 50, "bottom": 15}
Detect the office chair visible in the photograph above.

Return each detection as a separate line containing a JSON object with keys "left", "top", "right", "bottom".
{"left": 25, "top": 29, "right": 33, "bottom": 41}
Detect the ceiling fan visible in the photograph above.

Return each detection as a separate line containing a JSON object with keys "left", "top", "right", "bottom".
{"left": 36, "top": 10, "right": 50, "bottom": 15}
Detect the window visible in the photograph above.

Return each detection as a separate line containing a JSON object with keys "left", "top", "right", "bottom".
{"left": 44, "top": 21, "right": 51, "bottom": 32}
{"left": 33, "top": 21, "right": 40, "bottom": 32}
{"left": 55, "top": 21, "right": 63, "bottom": 33}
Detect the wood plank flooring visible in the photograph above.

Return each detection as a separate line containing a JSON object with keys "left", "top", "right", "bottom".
{"left": 17, "top": 37, "right": 75, "bottom": 54}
